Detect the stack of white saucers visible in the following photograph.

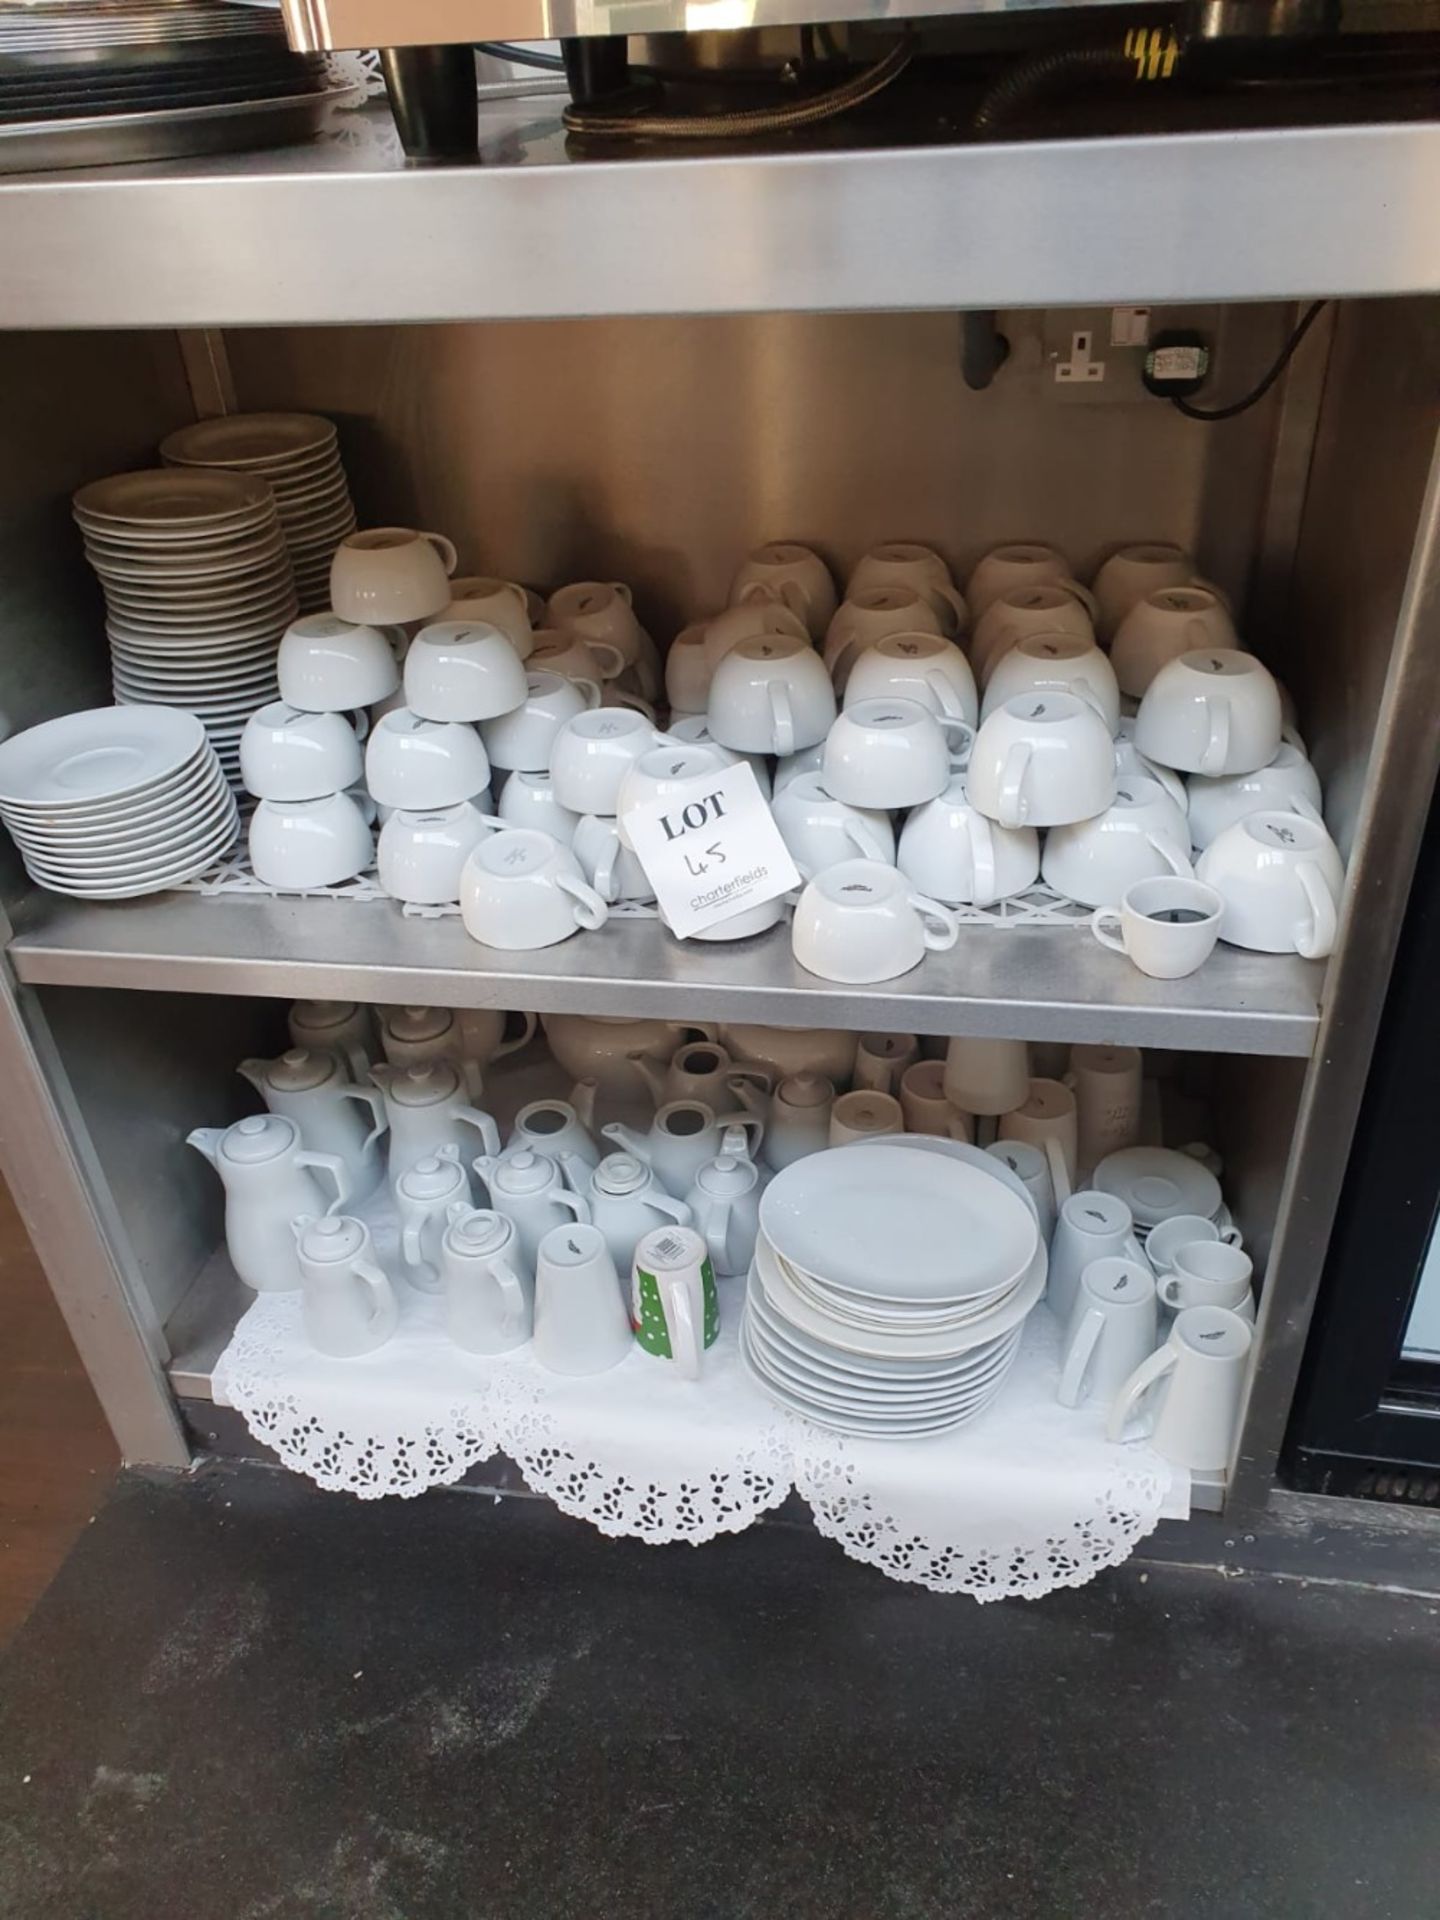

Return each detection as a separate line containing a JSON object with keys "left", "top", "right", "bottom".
{"left": 0, "top": 707, "right": 238, "bottom": 898}
{"left": 1090, "top": 1147, "right": 1226, "bottom": 1241}
{"left": 159, "top": 413, "right": 356, "bottom": 613}
{"left": 741, "top": 1139, "right": 1045, "bottom": 1438}
{"left": 73, "top": 467, "right": 298, "bottom": 787}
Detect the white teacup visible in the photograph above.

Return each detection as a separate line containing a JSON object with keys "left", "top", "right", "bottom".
{"left": 479, "top": 670, "right": 601, "bottom": 773}
{"left": 377, "top": 800, "right": 496, "bottom": 905}
{"left": 364, "top": 708, "right": 491, "bottom": 810}
{"left": 239, "top": 701, "right": 362, "bottom": 802}
{"left": 772, "top": 742, "right": 827, "bottom": 795}
{"left": 330, "top": 526, "right": 457, "bottom": 625}
{"left": 1186, "top": 742, "right": 1323, "bottom": 850}
{"left": 1092, "top": 543, "right": 1222, "bottom": 641}
{"left": 981, "top": 632, "right": 1121, "bottom": 734}
{"left": 1196, "top": 808, "right": 1344, "bottom": 957}
{"left": 729, "top": 544, "right": 837, "bottom": 639}
{"left": 846, "top": 543, "right": 968, "bottom": 635}
{"left": 615, "top": 742, "right": 733, "bottom": 851}
{"left": 897, "top": 775, "right": 1039, "bottom": 906}
{"left": 495, "top": 769, "right": 580, "bottom": 844}
{"left": 1041, "top": 773, "right": 1192, "bottom": 908}
{"left": 571, "top": 812, "right": 657, "bottom": 904}
{"left": 967, "top": 691, "right": 1116, "bottom": 829}
{"left": 403, "top": 620, "right": 529, "bottom": 724}
{"left": 529, "top": 630, "right": 628, "bottom": 685}
{"left": 249, "top": 791, "right": 374, "bottom": 889}
{"left": 547, "top": 580, "right": 646, "bottom": 678}
{"left": 549, "top": 708, "right": 665, "bottom": 816}
{"left": 708, "top": 633, "right": 836, "bottom": 757}
{"left": 966, "top": 544, "right": 1095, "bottom": 622}
{"left": 822, "top": 587, "right": 945, "bottom": 686}
{"left": 1091, "top": 875, "right": 1224, "bottom": 979}
{"left": 1111, "top": 586, "right": 1240, "bottom": 699}
{"left": 701, "top": 596, "right": 810, "bottom": 675}
{"left": 444, "top": 577, "right": 534, "bottom": 658}
{"left": 823, "top": 697, "right": 972, "bottom": 810}
{"left": 771, "top": 771, "right": 894, "bottom": 880}
{"left": 971, "top": 584, "right": 1096, "bottom": 688}
{"left": 842, "top": 631, "right": 978, "bottom": 725}
{"left": 664, "top": 623, "right": 713, "bottom": 715}
{"left": 1113, "top": 717, "right": 1188, "bottom": 812}
{"left": 792, "top": 857, "right": 959, "bottom": 984}
{"left": 278, "top": 613, "right": 403, "bottom": 713}
{"left": 1135, "top": 649, "right": 1283, "bottom": 777}
{"left": 665, "top": 715, "right": 773, "bottom": 797}
{"left": 460, "top": 828, "right": 608, "bottom": 950}
{"left": 1145, "top": 1212, "right": 1242, "bottom": 1275}
{"left": 829, "top": 1089, "right": 905, "bottom": 1146}
{"left": 1158, "top": 1239, "right": 1255, "bottom": 1319}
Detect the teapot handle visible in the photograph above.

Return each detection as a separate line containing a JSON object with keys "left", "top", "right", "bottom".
{"left": 645, "top": 1189, "right": 693, "bottom": 1228}
{"left": 697, "top": 1197, "right": 732, "bottom": 1275}
{"left": 488, "top": 1259, "right": 529, "bottom": 1340}
{"left": 553, "top": 1187, "right": 592, "bottom": 1224}
{"left": 567, "top": 1078, "right": 599, "bottom": 1128}
{"left": 352, "top": 1256, "right": 395, "bottom": 1329}
{"left": 494, "top": 1012, "right": 538, "bottom": 1060}
{"left": 297, "top": 1150, "right": 348, "bottom": 1215}
{"left": 554, "top": 1150, "right": 592, "bottom": 1194}
{"left": 714, "top": 1109, "right": 766, "bottom": 1153}
{"left": 456, "top": 1106, "right": 502, "bottom": 1157}
{"left": 338, "top": 1083, "right": 387, "bottom": 1150}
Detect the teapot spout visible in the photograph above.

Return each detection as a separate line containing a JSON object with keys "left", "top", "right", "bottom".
{"left": 186, "top": 1127, "right": 224, "bottom": 1168}
{"left": 629, "top": 1056, "right": 667, "bottom": 1107}
{"left": 236, "top": 1058, "right": 269, "bottom": 1098}
{"left": 601, "top": 1120, "right": 650, "bottom": 1163}
{"left": 568, "top": 1078, "right": 599, "bottom": 1129}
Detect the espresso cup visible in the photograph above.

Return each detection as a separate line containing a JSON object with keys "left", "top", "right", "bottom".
{"left": 823, "top": 587, "right": 945, "bottom": 686}
{"left": 1144, "top": 1211, "right": 1242, "bottom": 1276}
{"left": 1057, "top": 1257, "right": 1158, "bottom": 1408}
{"left": 1196, "top": 809, "right": 1344, "bottom": 957}
{"left": 278, "top": 612, "right": 402, "bottom": 711}
{"left": 897, "top": 776, "right": 1039, "bottom": 907}
{"left": 1107, "top": 1304, "right": 1253, "bottom": 1470}
{"left": 364, "top": 707, "right": 491, "bottom": 810}
{"left": 571, "top": 812, "right": 657, "bottom": 904}
{"left": 1091, "top": 875, "right": 1224, "bottom": 979}
{"left": 495, "top": 769, "right": 580, "bottom": 844}
{"left": 770, "top": 771, "right": 895, "bottom": 880}
{"left": 1159, "top": 1239, "right": 1255, "bottom": 1319}
{"left": 239, "top": 701, "right": 362, "bottom": 802}
{"left": 701, "top": 596, "right": 810, "bottom": 675}
{"left": 443, "top": 576, "right": 534, "bottom": 657}
{"left": 377, "top": 800, "right": 496, "bottom": 906}
{"left": 792, "top": 857, "right": 959, "bottom": 984}
{"left": 460, "top": 828, "right": 609, "bottom": 950}
{"left": 967, "top": 544, "right": 1095, "bottom": 622}
{"left": 248, "top": 791, "right": 374, "bottom": 889}
{"left": 823, "top": 697, "right": 973, "bottom": 810}
{"left": 842, "top": 631, "right": 978, "bottom": 726}
{"left": 981, "top": 632, "right": 1121, "bottom": 735}
{"left": 1092, "top": 543, "right": 1220, "bottom": 641}
{"left": 1111, "top": 586, "right": 1240, "bottom": 698}
{"left": 1186, "top": 742, "right": 1323, "bottom": 850}
{"left": 729, "top": 544, "right": 838, "bottom": 639}
{"left": 330, "top": 526, "right": 457, "bottom": 625}
{"left": 1041, "top": 774, "right": 1192, "bottom": 909}
{"left": 967, "top": 691, "right": 1116, "bottom": 830}
{"left": 664, "top": 623, "right": 713, "bottom": 715}
{"left": 1135, "top": 649, "right": 1283, "bottom": 777}
{"left": 479, "top": 670, "right": 601, "bottom": 773}
{"left": 846, "top": 544, "right": 968, "bottom": 635}
{"left": 549, "top": 707, "right": 666, "bottom": 816}
{"left": 528, "top": 630, "right": 628, "bottom": 685}
{"left": 828, "top": 1089, "right": 905, "bottom": 1146}
{"left": 403, "top": 620, "right": 530, "bottom": 724}
{"left": 971, "top": 583, "right": 1097, "bottom": 688}
{"left": 707, "top": 633, "right": 837, "bottom": 757}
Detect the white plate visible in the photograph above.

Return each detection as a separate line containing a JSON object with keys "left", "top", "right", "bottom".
{"left": 98, "top": 571, "right": 295, "bottom": 611}
{"left": 85, "top": 541, "right": 290, "bottom": 585}
{"left": 740, "top": 1331, "right": 1008, "bottom": 1437}
{"left": 0, "top": 745, "right": 217, "bottom": 827}
{"left": 23, "top": 795, "right": 238, "bottom": 874}
{"left": 744, "top": 1307, "right": 1018, "bottom": 1406}
{"left": 1091, "top": 1147, "right": 1223, "bottom": 1230}
{"left": 11, "top": 776, "right": 233, "bottom": 853}
{"left": 112, "top": 664, "right": 280, "bottom": 694}
{"left": 861, "top": 1132, "right": 1040, "bottom": 1220}
{"left": 0, "top": 707, "right": 206, "bottom": 809}
{"left": 743, "top": 1340, "right": 1008, "bottom": 1422}
{"left": 75, "top": 504, "right": 277, "bottom": 546}
{"left": 744, "top": 1279, "right": 1020, "bottom": 1383}
{"left": 759, "top": 1143, "right": 1036, "bottom": 1303}
{"left": 158, "top": 413, "right": 337, "bottom": 469}
{"left": 73, "top": 469, "right": 275, "bottom": 526}
{"left": 23, "top": 818, "right": 238, "bottom": 896}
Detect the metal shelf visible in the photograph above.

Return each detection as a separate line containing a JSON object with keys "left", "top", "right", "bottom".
{"left": 3, "top": 104, "right": 1439, "bottom": 328}
{"left": 7, "top": 890, "right": 1323, "bottom": 1054}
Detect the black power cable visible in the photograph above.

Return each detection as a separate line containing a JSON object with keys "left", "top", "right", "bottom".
{"left": 1172, "top": 300, "right": 1329, "bottom": 421}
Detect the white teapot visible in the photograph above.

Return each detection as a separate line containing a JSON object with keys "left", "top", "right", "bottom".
{"left": 369, "top": 1061, "right": 501, "bottom": 1195}
{"left": 540, "top": 1013, "right": 717, "bottom": 1105}
{"left": 719, "top": 1023, "right": 858, "bottom": 1089}
{"left": 287, "top": 999, "right": 376, "bottom": 1081}
{"left": 457, "top": 1008, "right": 537, "bottom": 1070}
{"left": 292, "top": 1214, "right": 398, "bottom": 1358}
{"left": 631, "top": 1041, "right": 773, "bottom": 1117}
{"left": 569, "top": 1152, "right": 693, "bottom": 1274}
{"left": 441, "top": 1206, "right": 533, "bottom": 1354}
{"left": 379, "top": 1005, "right": 483, "bottom": 1099}
{"left": 237, "top": 1047, "right": 386, "bottom": 1201}
{"left": 471, "top": 1146, "right": 591, "bottom": 1269}
{"left": 395, "top": 1145, "right": 471, "bottom": 1291}
{"left": 684, "top": 1131, "right": 763, "bottom": 1278}
{"left": 509, "top": 1083, "right": 601, "bottom": 1171}
{"left": 602, "top": 1100, "right": 765, "bottom": 1199}
{"left": 188, "top": 1114, "right": 348, "bottom": 1292}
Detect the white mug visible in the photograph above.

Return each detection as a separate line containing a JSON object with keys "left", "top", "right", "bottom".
{"left": 479, "top": 670, "right": 602, "bottom": 774}
{"left": 1092, "top": 543, "right": 1220, "bottom": 641}
{"left": 823, "top": 696, "right": 972, "bottom": 810}
{"left": 707, "top": 633, "right": 837, "bottom": 757}
{"left": 770, "top": 771, "right": 895, "bottom": 881}
{"left": 842, "top": 631, "right": 978, "bottom": 726}
{"left": 967, "top": 691, "right": 1116, "bottom": 830}
{"left": 967, "top": 544, "right": 1094, "bottom": 622}
{"left": 1195, "top": 809, "right": 1344, "bottom": 957}
{"left": 846, "top": 543, "right": 967, "bottom": 635}
{"left": 823, "top": 586, "right": 945, "bottom": 685}
{"left": 971, "top": 584, "right": 1096, "bottom": 688}
{"left": 614, "top": 742, "right": 733, "bottom": 852}
{"left": 665, "top": 715, "right": 773, "bottom": 797}
{"left": 829, "top": 1089, "right": 905, "bottom": 1146}
{"left": 278, "top": 612, "right": 402, "bottom": 712}
{"left": 942, "top": 1036, "right": 1029, "bottom": 1117}
{"left": 330, "top": 526, "right": 457, "bottom": 625}
{"left": 239, "top": 701, "right": 362, "bottom": 802}
{"left": 403, "top": 620, "right": 530, "bottom": 723}
{"left": 897, "top": 776, "right": 1039, "bottom": 907}
{"left": 442, "top": 1206, "right": 533, "bottom": 1354}
{"left": 1048, "top": 1189, "right": 1149, "bottom": 1327}
{"left": 1111, "top": 586, "right": 1240, "bottom": 699}
{"left": 1057, "top": 1257, "right": 1158, "bottom": 1408}
{"left": 460, "top": 828, "right": 609, "bottom": 950}
{"left": 1041, "top": 773, "right": 1192, "bottom": 909}
{"left": 249, "top": 791, "right": 373, "bottom": 889}
{"left": 548, "top": 580, "right": 648, "bottom": 683}
{"left": 364, "top": 708, "right": 491, "bottom": 811}
{"left": 701, "top": 596, "right": 811, "bottom": 676}
{"left": 571, "top": 812, "right": 656, "bottom": 904}
{"left": 444, "top": 576, "right": 534, "bottom": 657}
{"left": 1159, "top": 1239, "right": 1255, "bottom": 1318}
{"left": 729, "top": 543, "right": 838, "bottom": 639}
{"left": 985, "top": 1138, "right": 1061, "bottom": 1242}
{"left": 496, "top": 769, "right": 581, "bottom": 844}
{"left": 1186, "top": 742, "right": 1323, "bottom": 850}
{"left": 1145, "top": 1211, "right": 1243, "bottom": 1275}
{"left": 533, "top": 1221, "right": 633, "bottom": 1375}
{"left": 548, "top": 707, "right": 665, "bottom": 816}
{"left": 664, "top": 622, "right": 713, "bottom": 715}
{"left": 377, "top": 801, "right": 496, "bottom": 906}
{"left": 792, "top": 858, "right": 959, "bottom": 984}
{"left": 1065, "top": 1043, "right": 1143, "bottom": 1170}
{"left": 897, "top": 1059, "right": 972, "bottom": 1139}
{"left": 981, "top": 632, "right": 1121, "bottom": 735}
{"left": 1107, "top": 1304, "right": 1253, "bottom": 1470}
{"left": 999, "top": 1076, "right": 1079, "bottom": 1189}
{"left": 851, "top": 1032, "right": 919, "bottom": 1096}
{"left": 1091, "top": 875, "right": 1224, "bottom": 979}
{"left": 1135, "top": 649, "right": 1283, "bottom": 777}
{"left": 631, "top": 1224, "right": 718, "bottom": 1378}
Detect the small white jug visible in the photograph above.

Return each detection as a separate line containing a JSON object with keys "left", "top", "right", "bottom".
{"left": 684, "top": 1130, "right": 762, "bottom": 1278}
{"left": 395, "top": 1145, "right": 471, "bottom": 1292}
{"left": 188, "top": 1114, "right": 348, "bottom": 1293}
{"left": 570, "top": 1152, "right": 692, "bottom": 1274}
{"left": 379, "top": 1005, "right": 484, "bottom": 1100}
{"left": 237, "top": 1047, "right": 386, "bottom": 1202}
{"left": 441, "top": 1206, "right": 534, "bottom": 1354}
{"left": 292, "top": 1214, "right": 398, "bottom": 1358}
{"left": 471, "top": 1147, "right": 592, "bottom": 1270}
{"left": 369, "top": 1062, "right": 501, "bottom": 1196}
{"left": 287, "top": 999, "right": 375, "bottom": 1081}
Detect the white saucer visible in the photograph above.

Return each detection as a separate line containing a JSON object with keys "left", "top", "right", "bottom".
{"left": 0, "top": 707, "right": 206, "bottom": 808}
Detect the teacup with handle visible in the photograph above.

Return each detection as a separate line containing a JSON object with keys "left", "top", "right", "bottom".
{"left": 842, "top": 631, "right": 978, "bottom": 726}
{"left": 771, "top": 771, "right": 895, "bottom": 881}
{"left": 460, "top": 828, "right": 609, "bottom": 951}
{"left": 702, "top": 596, "right": 810, "bottom": 676}
{"left": 971, "top": 584, "right": 1096, "bottom": 688}
{"left": 1158, "top": 1239, "right": 1255, "bottom": 1320}
{"left": 547, "top": 581, "right": 655, "bottom": 695}
{"left": 1041, "top": 774, "right": 1192, "bottom": 909}
{"left": 967, "top": 543, "right": 1096, "bottom": 622}
{"left": 707, "top": 633, "right": 837, "bottom": 757}
{"left": 1186, "top": 742, "right": 1323, "bottom": 850}
{"left": 1135, "top": 649, "right": 1283, "bottom": 777}
{"left": 1111, "top": 586, "right": 1240, "bottom": 698}
{"left": 1091, "top": 875, "right": 1224, "bottom": 979}
{"left": 1145, "top": 1211, "right": 1243, "bottom": 1275}
{"left": 982, "top": 633, "right": 1121, "bottom": 735}
{"left": 1195, "top": 809, "right": 1344, "bottom": 957}
{"left": 822, "top": 587, "right": 944, "bottom": 684}
{"left": 330, "top": 526, "right": 457, "bottom": 625}
{"left": 823, "top": 698, "right": 972, "bottom": 810}
{"left": 479, "top": 670, "right": 601, "bottom": 773}
{"left": 898, "top": 775, "right": 1039, "bottom": 906}
{"left": 967, "top": 691, "right": 1116, "bottom": 830}
{"left": 444, "top": 576, "right": 534, "bottom": 657}
{"left": 1092, "top": 543, "right": 1224, "bottom": 641}
{"left": 792, "top": 859, "right": 960, "bottom": 984}
{"left": 729, "top": 544, "right": 837, "bottom": 639}
{"left": 846, "top": 543, "right": 968, "bottom": 635}
{"left": 528, "top": 629, "right": 628, "bottom": 685}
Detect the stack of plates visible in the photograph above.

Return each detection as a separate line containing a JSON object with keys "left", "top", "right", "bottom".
{"left": 742, "top": 1139, "right": 1045, "bottom": 1438}
{"left": 0, "top": 707, "right": 238, "bottom": 898}
{"left": 160, "top": 414, "right": 356, "bottom": 614}
{"left": 1091, "top": 1147, "right": 1225, "bottom": 1239}
{"left": 73, "top": 468, "right": 298, "bottom": 787}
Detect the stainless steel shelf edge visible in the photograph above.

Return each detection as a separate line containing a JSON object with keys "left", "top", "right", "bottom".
{"left": 7, "top": 893, "right": 1323, "bottom": 1054}
{"left": 4, "top": 116, "right": 1440, "bottom": 328}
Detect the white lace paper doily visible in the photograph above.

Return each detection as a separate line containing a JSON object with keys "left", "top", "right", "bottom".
{"left": 213, "top": 1201, "right": 1185, "bottom": 1599}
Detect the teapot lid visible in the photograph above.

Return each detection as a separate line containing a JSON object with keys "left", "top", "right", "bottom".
{"left": 222, "top": 1113, "right": 299, "bottom": 1164}
{"left": 293, "top": 999, "right": 359, "bottom": 1030}
{"left": 398, "top": 1153, "right": 466, "bottom": 1200}
{"left": 779, "top": 1071, "right": 833, "bottom": 1108}
{"left": 593, "top": 1153, "right": 648, "bottom": 1196}
{"left": 446, "top": 1208, "right": 510, "bottom": 1254}
{"left": 298, "top": 1214, "right": 367, "bottom": 1262}
{"left": 492, "top": 1148, "right": 555, "bottom": 1194}
{"left": 390, "top": 1062, "right": 461, "bottom": 1106}
{"left": 696, "top": 1153, "right": 758, "bottom": 1198}
{"left": 388, "top": 1004, "right": 453, "bottom": 1044}
{"left": 268, "top": 1048, "right": 335, "bottom": 1093}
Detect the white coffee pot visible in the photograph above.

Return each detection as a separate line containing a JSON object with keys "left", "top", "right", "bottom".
{"left": 540, "top": 1013, "right": 717, "bottom": 1105}
{"left": 632, "top": 1041, "right": 772, "bottom": 1117}
{"left": 602, "top": 1100, "right": 765, "bottom": 1199}
{"left": 568, "top": 1152, "right": 693, "bottom": 1273}
{"left": 291, "top": 1214, "right": 399, "bottom": 1358}
{"left": 684, "top": 1131, "right": 763, "bottom": 1277}
{"left": 470, "top": 1146, "right": 591, "bottom": 1269}
{"left": 395, "top": 1145, "right": 471, "bottom": 1291}
{"left": 369, "top": 1061, "right": 501, "bottom": 1194}
{"left": 237, "top": 1047, "right": 386, "bottom": 1202}
{"left": 718, "top": 1022, "right": 858, "bottom": 1088}
{"left": 509, "top": 1083, "right": 601, "bottom": 1171}
{"left": 763, "top": 1071, "right": 835, "bottom": 1170}
{"left": 441, "top": 1206, "right": 534, "bottom": 1354}
{"left": 188, "top": 1113, "right": 348, "bottom": 1293}
{"left": 379, "top": 1004, "right": 483, "bottom": 1100}
{"left": 287, "top": 999, "right": 375, "bottom": 1081}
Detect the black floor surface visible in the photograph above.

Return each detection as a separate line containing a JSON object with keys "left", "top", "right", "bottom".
{"left": 0, "top": 1465, "right": 1436, "bottom": 1919}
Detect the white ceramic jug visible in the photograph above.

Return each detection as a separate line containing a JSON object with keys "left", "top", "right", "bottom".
{"left": 471, "top": 1146, "right": 592, "bottom": 1269}
{"left": 287, "top": 998, "right": 375, "bottom": 1081}
{"left": 292, "top": 1214, "right": 398, "bottom": 1357}
{"left": 379, "top": 1005, "right": 483, "bottom": 1099}
{"left": 370, "top": 1061, "right": 501, "bottom": 1195}
{"left": 509, "top": 1083, "right": 601, "bottom": 1171}
{"left": 441, "top": 1206, "right": 533, "bottom": 1353}
{"left": 395, "top": 1145, "right": 471, "bottom": 1291}
{"left": 540, "top": 1013, "right": 716, "bottom": 1105}
{"left": 237, "top": 1048, "right": 386, "bottom": 1201}
{"left": 684, "top": 1132, "right": 762, "bottom": 1278}
{"left": 718, "top": 1023, "right": 858, "bottom": 1089}
{"left": 188, "top": 1114, "right": 348, "bottom": 1293}
{"left": 763, "top": 1072, "right": 835, "bottom": 1171}
{"left": 601, "top": 1100, "right": 765, "bottom": 1200}
{"left": 569, "top": 1152, "right": 692, "bottom": 1273}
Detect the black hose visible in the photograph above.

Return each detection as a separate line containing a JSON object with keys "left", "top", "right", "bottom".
{"left": 475, "top": 42, "right": 567, "bottom": 74}
{"left": 972, "top": 43, "right": 1153, "bottom": 139}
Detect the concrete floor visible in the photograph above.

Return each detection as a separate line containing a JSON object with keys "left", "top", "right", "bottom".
{"left": 1, "top": 1463, "right": 1437, "bottom": 1919}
